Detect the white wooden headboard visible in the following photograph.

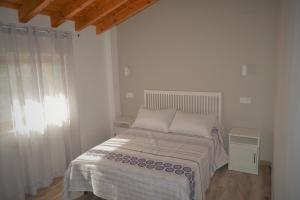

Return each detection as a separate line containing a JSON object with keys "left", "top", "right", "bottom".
{"left": 144, "top": 90, "right": 222, "bottom": 122}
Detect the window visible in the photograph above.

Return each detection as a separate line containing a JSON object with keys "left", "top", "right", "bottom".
{"left": 0, "top": 54, "right": 69, "bottom": 134}
{"left": 0, "top": 63, "right": 12, "bottom": 132}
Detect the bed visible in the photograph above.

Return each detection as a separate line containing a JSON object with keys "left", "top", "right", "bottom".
{"left": 64, "top": 90, "right": 228, "bottom": 200}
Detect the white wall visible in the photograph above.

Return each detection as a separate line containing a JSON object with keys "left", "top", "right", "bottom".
{"left": 117, "top": 0, "right": 279, "bottom": 161}
{"left": 0, "top": 7, "right": 113, "bottom": 151}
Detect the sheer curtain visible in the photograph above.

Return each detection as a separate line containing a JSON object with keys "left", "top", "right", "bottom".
{"left": 273, "top": 0, "right": 300, "bottom": 199}
{"left": 0, "top": 24, "right": 81, "bottom": 200}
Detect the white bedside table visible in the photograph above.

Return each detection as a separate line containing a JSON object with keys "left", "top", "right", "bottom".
{"left": 228, "top": 128, "right": 260, "bottom": 175}
{"left": 113, "top": 116, "right": 135, "bottom": 136}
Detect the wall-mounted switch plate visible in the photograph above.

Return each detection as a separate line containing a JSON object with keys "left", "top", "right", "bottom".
{"left": 240, "top": 97, "right": 252, "bottom": 104}
{"left": 126, "top": 92, "right": 134, "bottom": 98}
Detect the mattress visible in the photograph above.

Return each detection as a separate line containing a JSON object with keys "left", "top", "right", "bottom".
{"left": 64, "top": 128, "right": 228, "bottom": 200}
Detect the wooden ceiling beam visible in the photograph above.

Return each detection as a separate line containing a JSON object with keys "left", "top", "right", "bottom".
{"left": 64, "top": 0, "right": 96, "bottom": 19}
{"left": 0, "top": 0, "right": 21, "bottom": 9}
{"left": 96, "top": 0, "right": 157, "bottom": 34}
{"left": 51, "top": 0, "right": 96, "bottom": 28}
{"left": 19, "top": 0, "right": 54, "bottom": 23}
{"left": 0, "top": 0, "right": 159, "bottom": 35}
{"left": 50, "top": 13, "right": 64, "bottom": 27}
{"left": 75, "top": 0, "right": 129, "bottom": 32}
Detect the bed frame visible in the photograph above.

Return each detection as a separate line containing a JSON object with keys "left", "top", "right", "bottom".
{"left": 144, "top": 90, "right": 222, "bottom": 123}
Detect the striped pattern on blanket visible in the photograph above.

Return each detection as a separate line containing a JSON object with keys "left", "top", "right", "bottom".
{"left": 64, "top": 128, "right": 228, "bottom": 200}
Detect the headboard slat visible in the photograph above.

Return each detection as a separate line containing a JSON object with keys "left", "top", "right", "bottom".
{"left": 144, "top": 90, "right": 222, "bottom": 123}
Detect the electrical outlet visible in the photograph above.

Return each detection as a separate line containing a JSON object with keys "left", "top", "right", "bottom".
{"left": 240, "top": 97, "right": 252, "bottom": 104}
{"left": 126, "top": 92, "right": 134, "bottom": 98}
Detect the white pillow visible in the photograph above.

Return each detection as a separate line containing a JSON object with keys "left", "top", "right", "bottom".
{"left": 169, "top": 111, "right": 217, "bottom": 138}
{"left": 131, "top": 107, "right": 176, "bottom": 132}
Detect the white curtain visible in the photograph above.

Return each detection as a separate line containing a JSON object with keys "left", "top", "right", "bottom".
{"left": 273, "top": 0, "right": 300, "bottom": 199}
{"left": 0, "top": 24, "right": 81, "bottom": 200}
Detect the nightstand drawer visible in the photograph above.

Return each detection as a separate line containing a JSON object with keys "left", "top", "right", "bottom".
{"left": 230, "top": 135, "right": 258, "bottom": 145}
{"left": 229, "top": 143, "right": 258, "bottom": 174}
{"left": 228, "top": 128, "right": 260, "bottom": 175}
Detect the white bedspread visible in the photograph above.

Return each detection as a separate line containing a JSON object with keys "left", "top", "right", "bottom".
{"left": 64, "top": 128, "right": 228, "bottom": 200}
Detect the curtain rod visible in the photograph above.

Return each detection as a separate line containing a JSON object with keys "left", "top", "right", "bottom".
{"left": 0, "top": 23, "right": 73, "bottom": 37}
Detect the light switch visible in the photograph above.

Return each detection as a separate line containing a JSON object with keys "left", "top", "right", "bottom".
{"left": 240, "top": 97, "right": 252, "bottom": 104}
{"left": 126, "top": 92, "right": 134, "bottom": 98}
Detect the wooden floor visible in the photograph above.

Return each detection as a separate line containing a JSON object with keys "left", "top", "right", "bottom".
{"left": 206, "top": 165, "right": 271, "bottom": 200}
{"left": 26, "top": 165, "right": 271, "bottom": 200}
